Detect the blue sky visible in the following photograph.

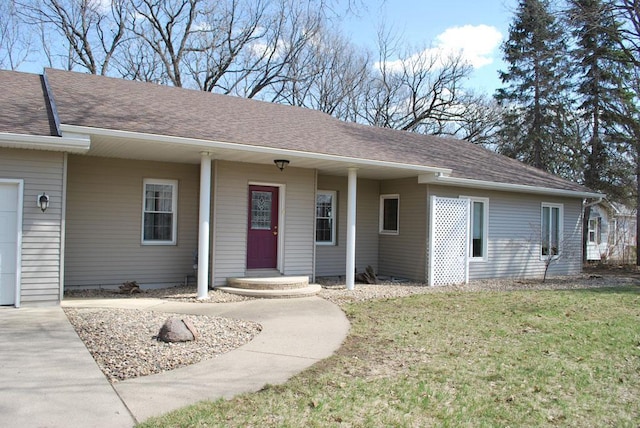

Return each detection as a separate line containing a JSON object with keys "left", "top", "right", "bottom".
{"left": 13, "top": 0, "right": 516, "bottom": 95}
{"left": 340, "top": 0, "right": 517, "bottom": 94}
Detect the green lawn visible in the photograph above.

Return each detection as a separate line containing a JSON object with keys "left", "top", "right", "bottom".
{"left": 139, "top": 286, "right": 640, "bottom": 427}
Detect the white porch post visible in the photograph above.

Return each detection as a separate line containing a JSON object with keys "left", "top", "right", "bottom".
{"left": 197, "top": 152, "right": 212, "bottom": 299}
{"left": 346, "top": 167, "right": 358, "bottom": 290}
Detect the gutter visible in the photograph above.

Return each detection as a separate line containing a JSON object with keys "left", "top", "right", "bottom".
{"left": 0, "top": 132, "right": 90, "bottom": 153}
{"left": 418, "top": 173, "right": 604, "bottom": 199}
{"left": 583, "top": 196, "right": 605, "bottom": 207}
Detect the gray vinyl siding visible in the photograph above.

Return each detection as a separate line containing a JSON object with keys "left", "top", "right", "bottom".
{"left": 315, "top": 176, "right": 379, "bottom": 277}
{"left": 0, "top": 148, "right": 64, "bottom": 305}
{"left": 64, "top": 155, "right": 199, "bottom": 289}
{"left": 378, "top": 178, "right": 428, "bottom": 281}
{"left": 427, "top": 185, "right": 583, "bottom": 280}
{"left": 212, "top": 161, "right": 315, "bottom": 286}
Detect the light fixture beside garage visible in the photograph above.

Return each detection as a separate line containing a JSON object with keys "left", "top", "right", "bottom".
{"left": 37, "top": 193, "right": 50, "bottom": 212}
{"left": 274, "top": 159, "right": 290, "bottom": 172}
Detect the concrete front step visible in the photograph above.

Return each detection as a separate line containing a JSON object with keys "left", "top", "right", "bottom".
{"left": 227, "top": 276, "right": 309, "bottom": 290}
{"left": 216, "top": 284, "right": 322, "bottom": 299}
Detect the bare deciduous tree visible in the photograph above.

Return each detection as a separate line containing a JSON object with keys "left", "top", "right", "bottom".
{"left": 18, "top": 0, "right": 126, "bottom": 74}
{"left": 185, "top": 0, "right": 267, "bottom": 92}
{"left": 0, "top": 1, "right": 32, "bottom": 70}
{"left": 113, "top": 35, "right": 167, "bottom": 83}
{"left": 274, "top": 28, "right": 371, "bottom": 120}
{"left": 358, "top": 28, "right": 476, "bottom": 137}
{"left": 126, "top": 0, "right": 202, "bottom": 87}
{"left": 442, "top": 93, "right": 503, "bottom": 146}
{"left": 227, "top": 0, "right": 325, "bottom": 99}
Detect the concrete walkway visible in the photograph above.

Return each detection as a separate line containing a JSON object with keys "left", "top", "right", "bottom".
{"left": 0, "top": 297, "right": 350, "bottom": 427}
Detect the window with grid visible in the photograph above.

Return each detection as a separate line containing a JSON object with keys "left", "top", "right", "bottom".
{"left": 316, "top": 190, "right": 336, "bottom": 244}
{"left": 588, "top": 217, "right": 601, "bottom": 244}
{"left": 142, "top": 179, "right": 177, "bottom": 245}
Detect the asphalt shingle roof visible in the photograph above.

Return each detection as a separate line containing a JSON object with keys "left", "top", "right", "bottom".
{"left": 4, "top": 68, "right": 590, "bottom": 194}
{"left": 0, "top": 70, "right": 57, "bottom": 136}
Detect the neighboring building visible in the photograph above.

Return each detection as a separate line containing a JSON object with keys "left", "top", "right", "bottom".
{"left": 586, "top": 200, "right": 637, "bottom": 263}
{"left": 0, "top": 69, "right": 602, "bottom": 306}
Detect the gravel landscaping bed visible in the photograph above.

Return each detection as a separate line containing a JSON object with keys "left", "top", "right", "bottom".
{"left": 316, "top": 273, "right": 640, "bottom": 305}
{"left": 64, "top": 270, "right": 639, "bottom": 383}
{"left": 65, "top": 286, "right": 253, "bottom": 303}
{"left": 64, "top": 307, "right": 261, "bottom": 383}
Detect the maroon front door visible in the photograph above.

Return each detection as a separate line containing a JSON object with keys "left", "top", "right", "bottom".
{"left": 247, "top": 185, "right": 279, "bottom": 269}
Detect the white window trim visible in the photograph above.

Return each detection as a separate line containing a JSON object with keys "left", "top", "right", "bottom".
{"left": 460, "top": 196, "right": 489, "bottom": 262}
{"left": 379, "top": 194, "right": 400, "bottom": 235}
{"left": 316, "top": 190, "right": 337, "bottom": 245}
{"left": 141, "top": 178, "right": 178, "bottom": 245}
{"left": 540, "top": 202, "right": 563, "bottom": 260}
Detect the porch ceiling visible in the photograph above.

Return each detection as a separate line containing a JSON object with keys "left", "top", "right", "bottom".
{"left": 83, "top": 133, "right": 438, "bottom": 180}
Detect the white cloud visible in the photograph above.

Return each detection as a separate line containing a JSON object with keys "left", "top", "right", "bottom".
{"left": 435, "top": 25, "right": 503, "bottom": 68}
{"left": 379, "top": 24, "right": 503, "bottom": 73}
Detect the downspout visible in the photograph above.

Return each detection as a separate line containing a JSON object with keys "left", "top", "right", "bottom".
{"left": 584, "top": 196, "right": 604, "bottom": 208}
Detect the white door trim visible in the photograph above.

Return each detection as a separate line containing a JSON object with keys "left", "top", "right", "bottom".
{"left": 0, "top": 179, "right": 23, "bottom": 307}
{"left": 248, "top": 181, "right": 286, "bottom": 273}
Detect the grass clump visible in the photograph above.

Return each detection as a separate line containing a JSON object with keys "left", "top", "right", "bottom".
{"left": 139, "top": 287, "right": 640, "bottom": 427}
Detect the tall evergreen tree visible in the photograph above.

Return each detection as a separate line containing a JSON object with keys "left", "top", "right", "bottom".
{"left": 495, "top": 0, "right": 576, "bottom": 176}
{"left": 568, "top": 0, "right": 634, "bottom": 197}
{"left": 610, "top": 0, "right": 640, "bottom": 264}
{"left": 568, "top": 0, "right": 635, "bottom": 261}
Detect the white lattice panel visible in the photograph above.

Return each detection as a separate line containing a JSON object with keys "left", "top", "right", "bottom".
{"left": 429, "top": 196, "right": 470, "bottom": 286}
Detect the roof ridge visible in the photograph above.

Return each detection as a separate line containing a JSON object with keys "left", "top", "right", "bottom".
{"left": 43, "top": 67, "right": 337, "bottom": 119}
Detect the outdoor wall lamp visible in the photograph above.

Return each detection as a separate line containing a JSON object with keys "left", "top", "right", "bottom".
{"left": 37, "top": 193, "right": 50, "bottom": 212}
{"left": 274, "top": 159, "right": 290, "bottom": 172}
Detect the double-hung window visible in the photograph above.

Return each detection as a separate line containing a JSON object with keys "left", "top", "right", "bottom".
{"left": 541, "top": 203, "right": 563, "bottom": 257}
{"left": 142, "top": 179, "right": 178, "bottom": 245}
{"left": 463, "top": 197, "right": 489, "bottom": 261}
{"left": 379, "top": 194, "right": 400, "bottom": 234}
{"left": 316, "top": 190, "right": 336, "bottom": 245}
{"left": 588, "top": 217, "right": 601, "bottom": 244}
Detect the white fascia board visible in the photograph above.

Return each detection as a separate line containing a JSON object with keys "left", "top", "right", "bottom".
{"left": 60, "top": 124, "right": 453, "bottom": 175}
{"left": 418, "top": 173, "right": 604, "bottom": 199}
{"left": 0, "top": 132, "right": 90, "bottom": 153}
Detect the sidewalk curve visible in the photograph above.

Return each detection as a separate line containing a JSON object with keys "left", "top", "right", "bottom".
{"left": 0, "top": 296, "right": 350, "bottom": 426}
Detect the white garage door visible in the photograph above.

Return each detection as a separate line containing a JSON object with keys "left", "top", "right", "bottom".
{"left": 0, "top": 183, "right": 19, "bottom": 305}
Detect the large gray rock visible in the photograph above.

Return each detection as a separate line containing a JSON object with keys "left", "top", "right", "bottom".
{"left": 157, "top": 317, "right": 198, "bottom": 343}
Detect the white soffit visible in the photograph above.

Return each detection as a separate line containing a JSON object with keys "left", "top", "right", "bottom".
{"left": 60, "top": 124, "right": 453, "bottom": 179}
